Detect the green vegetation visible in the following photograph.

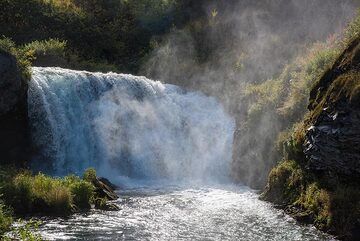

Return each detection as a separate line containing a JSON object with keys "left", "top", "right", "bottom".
{"left": 0, "top": 0, "right": 186, "bottom": 73}
{"left": 263, "top": 156, "right": 360, "bottom": 237}
{"left": 83, "top": 167, "right": 97, "bottom": 183}
{"left": 0, "top": 202, "right": 12, "bottom": 236}
{"left": 0, "top": 37, "right": 34, "bottom": 80}
{"left": 261, "top": 11, "right": 360, "bottom": 239}
{"left": 0, "top": 169, "right": 96, "bottom": 215}
{"left": 235, "top": 36, "right": 342, "bottom": 187}
{"left": 0, "top": 167, "right": 111, "bottom": 238}
{"left": 2, "top": 220, "right": 43, "bottom": 241}
{"left": 24, "top": 38, "right": 67, "bottom": 58}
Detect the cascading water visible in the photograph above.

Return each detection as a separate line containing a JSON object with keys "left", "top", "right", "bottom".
{"left": 29, "top": 67, "right": 335, "bottom": 240}
{"left": 29, "top": 67, "right": 235, "bottom": 183}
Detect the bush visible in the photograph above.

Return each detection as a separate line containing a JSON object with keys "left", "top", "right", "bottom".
{"left": 65, "top": 176, "right": 95, "bottom": 209}
{"left": 0, "top": 37, "right": 34, "bottom": 80}
{"left": 83, "top": 168, "right": 97, "bottom": 183}
{"left": 1, "top": 170, "right": 96, "bottom": 215}
{"left": 24, "top": 38, "right": 67, "bottom": 57}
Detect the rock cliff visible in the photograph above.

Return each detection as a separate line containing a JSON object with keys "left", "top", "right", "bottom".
{"left": 262, "top": 37, "right": 360, "bottom": 240}
{"left": 0, "top": 50, "right": 30, "bottom": 165}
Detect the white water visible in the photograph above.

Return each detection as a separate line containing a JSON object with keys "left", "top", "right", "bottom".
{"left": 29, "top": 67, "right": 334, "bottom": 240}
{"left": 37, "top": 185, "right": 335, "bottom": 241}
{"left": 29, "top": 67, "right": 234, "bottom": 183}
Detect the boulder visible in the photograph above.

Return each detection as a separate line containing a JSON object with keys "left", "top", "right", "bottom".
{"left": 0, "top": 50, "right": 30, "bottom": 165}
{"left": 0, "top": 50, "right": 25, "bottom": 116}
{"left": 94, "top": 198, "right": 120, "bottom": 211}
{"left": 93, "top": 177, "right": 119, "bottom": 201}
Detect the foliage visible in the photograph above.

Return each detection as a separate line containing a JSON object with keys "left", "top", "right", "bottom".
{"left": 10, "top": 172, "right": 73, "bottom": 215}
{"left": 0, "top": 202, "right": 12, "bottom": 237}
{"left": 263, "top": 160, "right": 305, "bottom": 204}
{"left": 83, "top": 168, "right": 97, "bottom": 183}
{"left": 3, "top": 220, "right": 43, "bottom": 241}
{"left": 0, "top": 168, "right": 96, "bottom": 216}
{"left": 0, "top": 0, "right": 182, "bottom": 73}
{"left": 64, "top": 175, "right": 95, "bottom": 209}
{"left": 24, "top": 39, "right": 67, "bottom": 57}
{"left": 0, "top": 37, "right": 34, "bottom": 80}
{"left": 344, "top": 9, "right": 360, "bottom": 44}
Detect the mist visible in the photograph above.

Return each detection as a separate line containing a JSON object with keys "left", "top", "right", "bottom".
{"left": 140, "top": 0, "right": 359, "bottom": 188}
{"left": 29, "top": 67, "right": 235, "bottom": 184}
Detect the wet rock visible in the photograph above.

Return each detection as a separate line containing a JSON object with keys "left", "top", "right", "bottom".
{"left": 93, "top": 177, "right": 119, "bottom": 201}
{"left": 304, "top": 38, "right": 360, "bottom": 183}
{"left": 285, "top": 206, "right": 314, "bottom": 225}
{"left": 94, "top": 198, "right": 120, "bottom": 211}
{"left": 98, "top": 177, "right": 118, "bottom": 190}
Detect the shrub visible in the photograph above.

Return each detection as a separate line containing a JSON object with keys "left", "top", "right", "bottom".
{"left": 264, "top": 160, "right": 305, "bottom": 204}
{"left": 0, "top": 37, "right": 16, "bottom": 53}
{"left": 13, "top": 173, "right": 35, "bottom": 212}
{"left": 297, "top": 183, "right": 331, "bottom": 228}
{"left": 24, "top": 38, "right": 67, "bottom": 57}
{"left": 4, "top": 171, "right": 96, "bottom": 215}
{"left": 67, "top": 179, "right": 95, "bottom": 209}
{"left": 83, "top": 168, "right": 97, "bottom": 183}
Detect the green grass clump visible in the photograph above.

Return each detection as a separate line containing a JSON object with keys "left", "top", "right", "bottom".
{"left": 0, "top": 169, "right": 96, "bottom": 215}
{"left": 263, "top": 160, "right": 305, "bottom": 204}
{"left": 296, "top": 183, "right": 331, "bottom": 228}
{"left": 83, "top": 168, "right": 97, "bottom": 183}
{"left": 64, "top": 175, "right": 95, "bottom": 209}
{"left": 24, "top": 38, "right": 67, "bottom": 58}
{"left": 0, "top": 202, "right": 12, "bottom": 236}
{"left": 11, "top": 173, "right": 73, "bottom": 215}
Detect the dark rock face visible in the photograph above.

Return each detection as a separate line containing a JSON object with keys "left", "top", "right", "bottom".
{"left": 304, "top": 102, "right": 360, "bottom": 179}
{"left": 304, "top": 38, "right": 360, "bottom": 183}
{"left": 0, "top": 50, "right": 24, "bottom": 115}
{"left": 0, "top": 50, "right": 30, "bottom": 165}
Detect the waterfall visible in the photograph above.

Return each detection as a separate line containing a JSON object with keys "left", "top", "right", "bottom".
{"left": 28, "top": 67, "right": 235, "bottom": 183}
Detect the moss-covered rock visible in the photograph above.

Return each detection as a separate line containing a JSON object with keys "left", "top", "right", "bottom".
{"left": 262, "top": 37, "right": 360, "bottom": 240}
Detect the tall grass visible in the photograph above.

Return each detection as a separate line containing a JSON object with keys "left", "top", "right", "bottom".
{"left": 1, "top": 169, "right": 96, "bottom": 215}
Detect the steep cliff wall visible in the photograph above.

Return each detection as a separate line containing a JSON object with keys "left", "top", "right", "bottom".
{"left": 262, "top": 37, "right": 360, "bottom": 240}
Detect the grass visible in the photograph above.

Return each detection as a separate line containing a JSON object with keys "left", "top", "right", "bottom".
{"left": 0, "top": 167, "right": 98, "bottom": 216}
{"left": 0, "top": 37, "right": 34, "bottom": 80}
{"left": 0, "top": 201, "right": 12, "bottom": 236}
{"left": 0, "top": 167, "right": 105, "bottom": 239}
{"left": 24, "top": 38, "right": 67, "bottom": 58}
{"left": 264, "top": 157, "right": 360, "bottom": 236}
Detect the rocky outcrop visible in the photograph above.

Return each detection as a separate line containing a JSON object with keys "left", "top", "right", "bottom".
{"left": 262, "top": 37, "right": 360, "bottom": 241}
{"left": 92, "top": 177, "right": 120, "bottom": 211}
{"left": 0, "top": 50, "right": 30, "bottom": 165}
{"left": 93, "top": 177, "right": 119, "bottom": 201}
{"left": 0, "top": 50, "right": 24, "bottom": 115}
{"left": 304, "top": 37, "right": 360, "bottom": 183}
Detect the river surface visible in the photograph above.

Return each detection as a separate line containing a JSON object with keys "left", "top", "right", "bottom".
{"left": 37, "top": 183, "right": 335, "bottom": 241}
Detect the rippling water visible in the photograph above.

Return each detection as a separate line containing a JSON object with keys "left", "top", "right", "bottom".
{"left": 38, "top": 184, "right": 335, "bottom": 241}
